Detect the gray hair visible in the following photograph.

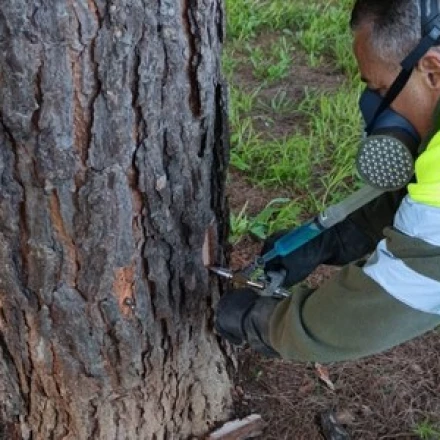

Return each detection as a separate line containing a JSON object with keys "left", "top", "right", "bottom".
{"left": 350, "top": 0, "right": 421, "bottom": 65}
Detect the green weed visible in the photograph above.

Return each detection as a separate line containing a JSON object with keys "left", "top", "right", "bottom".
{"left": 222, "top": 47, "right": 240, "bottom": 80}
{"left": 225, "top": 0, "right": 320, "bottom": 41}
{"left": 229, "top": 83, "right": 363, "bottom": 214}
{"left": 295, "top": 3, "right": 352, "bottom": 68}
{"left": 229, "top": 203, "right": 252, "bottom": 244}
{"left": 229, "top": 117, "right": 260, "bottom": 171}
{"left": 229, "top": 198, "right": 303, "bottom": 244}
{"left": 225, "top": 0, "right": 357, "bottom": 75}
{"left": 225, "top": 0, "right": 266, "bottom": 41}
{"left": 413, "top": 420, "right": 440, "bottom": 440}
{"left": 257, "top": 90, "right": 298, "bottom": 115}
{"left": 230, "top": 128, "right": 314, "bottom": 188}
{"left": 249, "top": 198, "right": 302, "bottom": 239}
{"left": 299, "top": 83, "right": 363, "bottom": 169}
{"left": 247, "top": 37, "right": 292, "bottom": 82}
{"left": 229, "top": 85, "right": 262, "bottom": 125}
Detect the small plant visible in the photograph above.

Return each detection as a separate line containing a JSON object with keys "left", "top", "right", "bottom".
{"left": 295, "top": 2, "right": 353, "bottom": 69}
{"left": 229, "top": 203, "right": 252, "bottom": 244}
{"left": 225, "top": 0, "right": 318, "bottom": 41}
{"left": 258, "top": 90, "right": 298, "bottom": 115}
{"left": 413, "top": 420, "right": 440, "bottom": 440}
{"left": 225, "top": 0, "right": 266, "bottom": 41}
{"left": 248, "top": 37, "right": 292, "bottom": 81}
{"left": 222, "top": 47, "right": 240, "bottom": 79}
{"left": 248, "top": 198, "right": 302, "bottom": 239}
{"left": 267, "top": 37, "right": 292, "bottom": 81}
{"left": 229, "top": 117, "right": 261, "bottom": 171}
{"left": 229, "top": 85, "right": 262, "bottom": 123}
{"left": 248, "top": 45, "right": 267, "bottom": 79}
{"left": 229, "top": 198, "right": 303, "bottom": 244}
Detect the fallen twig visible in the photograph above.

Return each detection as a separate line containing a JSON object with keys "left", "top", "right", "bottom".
{"left": 206, "top": 414, "right": 265, "bottom": 440}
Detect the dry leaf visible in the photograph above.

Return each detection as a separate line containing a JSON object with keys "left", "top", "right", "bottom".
{"left": 410, "top": 364, "right": 423, "bottom": 374}
{"left": 360, "top": 405, "right": 373, "bottom": 417}
{"left": 315, "top": 362, "right": 336, "bottom": 391}
{"left": 335, "top": 409, "right": 356, "bottom": 426}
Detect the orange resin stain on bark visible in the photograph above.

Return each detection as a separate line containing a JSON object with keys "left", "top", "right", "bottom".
{"left": 113, "top": 266, "right": 136, "bottom": 316}
{"left": 49, "top": 192, "right": 78, "bottom": 287}
{"left": 70, "top": 48, "right": 89, "bottom": 183}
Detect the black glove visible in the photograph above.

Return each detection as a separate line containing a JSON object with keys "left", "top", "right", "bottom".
{"left": 261, "top": 217, "right": 374, "bottom": 287}
{"left": 215, "top": 288, "right": 280, "bottom": 357}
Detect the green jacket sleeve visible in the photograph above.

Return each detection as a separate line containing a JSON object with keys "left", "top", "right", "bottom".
{"left": 268, "top": 255, "right": 440, "bottom": 363}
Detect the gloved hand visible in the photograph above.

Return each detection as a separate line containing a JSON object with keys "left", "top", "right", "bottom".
{"left": 215, "top": 288, "right": 280, "bottom": 357}
{"left": 261, "top": 217, "right": 374, "bottom": 287}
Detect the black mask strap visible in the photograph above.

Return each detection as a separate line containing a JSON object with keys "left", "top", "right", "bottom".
{"left": 366, "top": 0, "right": 440, "bottom": 134}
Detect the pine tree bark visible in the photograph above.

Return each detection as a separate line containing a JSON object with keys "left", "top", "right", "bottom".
{"left": 0, "top": 1, "right": 233, "bottom": 438}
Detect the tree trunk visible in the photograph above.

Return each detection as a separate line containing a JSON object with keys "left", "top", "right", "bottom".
{"left": 0, "top": 1, "right": 233, "bottom": 438}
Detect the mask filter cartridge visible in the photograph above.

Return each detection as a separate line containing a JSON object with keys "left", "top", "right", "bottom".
{"left": 356, "top": 134, "right": 415, "bottom": 190}
{"left": 357, "top": 88, "right": 420, "bottom": 191}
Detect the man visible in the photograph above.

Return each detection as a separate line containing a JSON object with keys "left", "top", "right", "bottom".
{"left": 215, "top": 0, "right": 440, "bottom": 361}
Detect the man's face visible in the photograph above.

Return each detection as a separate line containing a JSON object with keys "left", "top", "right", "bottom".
{"left": 353, "top": 23, "right": 439, "bottom": 139}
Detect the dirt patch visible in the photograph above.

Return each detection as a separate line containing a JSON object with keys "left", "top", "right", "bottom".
{"left": 227, "top": 169, "right": 295, "bottom": 216}
{"left": 233, "top": 331, "right": 440, "bottom": 439}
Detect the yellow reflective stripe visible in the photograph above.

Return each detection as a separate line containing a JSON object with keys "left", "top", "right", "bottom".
{"left": 408, "top": 130, "right": 440, "bottom": 207}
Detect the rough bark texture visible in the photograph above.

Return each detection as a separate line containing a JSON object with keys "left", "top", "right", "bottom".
{"left": 0, "top": 1, "right": 233, "bottom": 438}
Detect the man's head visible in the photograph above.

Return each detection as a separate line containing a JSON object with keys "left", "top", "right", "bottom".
{"left": 351, "top": 0, "right": 440, "bottom": 139}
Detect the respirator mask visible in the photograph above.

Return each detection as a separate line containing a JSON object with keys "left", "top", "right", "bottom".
{"left": 357, "top": 89, "right": 420, "bottom": 190}
{"left": 355, "top": 0, "right": 440, "bottom": 191}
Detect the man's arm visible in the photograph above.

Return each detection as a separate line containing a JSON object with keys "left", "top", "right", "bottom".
{"left": 345, "top": 186, "right": 407, "bottom": 247}
{"left": 216, "top": 208, "right": 440, "bottom": 362}
{"left": 263, "top": 187, "right": 407, "bottom": 287}
{"left": 269, "top": 257, "right": 440, "bottom": 362}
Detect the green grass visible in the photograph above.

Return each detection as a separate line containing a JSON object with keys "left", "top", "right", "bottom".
{"left": 229, "top": 82, "right": 362, "bottom": 196}
{"left": 225, "top": 0, "right": 356, "bottom": 74}
{"left": 247, "top": 36, "right": 293, "bottom": 81}
{"left": 229, "top": 85, "right": 262, "bottom": 126}
{"left": 231, "top": 132, "right": 314, "bottom": 187}
{"left": 295, "top": 2, "right": 356, "bottom": 74}
{"left": 413, "top": 420, "right": 440, "bottom": 440}
{"left": 224, "top": 0, "right": 363, "bottom": 241}
{"left": 257, "top": 90, "right": 298, "bottom": 115}
{"left": 225, "top": 0, "right": 315, "bottom": 41}
{"left": 229, "top": 198, "right": 303, "bottom": 244}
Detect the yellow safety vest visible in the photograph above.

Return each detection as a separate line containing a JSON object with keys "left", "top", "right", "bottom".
{"left": 408, "top": 130, "right": 440, "bottom": 207}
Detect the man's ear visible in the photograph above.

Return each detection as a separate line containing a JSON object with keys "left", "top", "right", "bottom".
{"left": 418, "top": 49, "right": 440, "bottom": 88}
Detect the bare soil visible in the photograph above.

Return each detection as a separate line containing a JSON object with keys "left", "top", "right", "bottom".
{"left": 233, "top": 332, "right": 440, "bottom": 439}
{"left": 226, "top": 37, "right": 440, "bottom": 439}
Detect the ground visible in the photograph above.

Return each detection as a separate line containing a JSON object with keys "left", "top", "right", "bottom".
{"left": 228, "top": 187, "right": 440, "bottom": 439}
{"left": 232, "top": 332, "right": 440, "bottom": 439}
{"left": 225, "top": 33, "right": 440, "bottom": 440}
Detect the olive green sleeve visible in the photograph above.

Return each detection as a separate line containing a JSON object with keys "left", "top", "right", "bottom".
{"left": 347, "top": 188, "right": 407, "bottom": 244}
{"left": 268, "top": 263, "right": 440, "bottom": 362}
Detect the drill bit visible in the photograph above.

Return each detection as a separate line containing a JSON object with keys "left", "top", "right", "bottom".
{"left": 209, "top": 266, "right": 290, "bottom": 298}
{"left": 208, "top": 266, "right": 265, "bottom": 290}
{"left": 208, "top": 266, "right": 234, "bottom": 279}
